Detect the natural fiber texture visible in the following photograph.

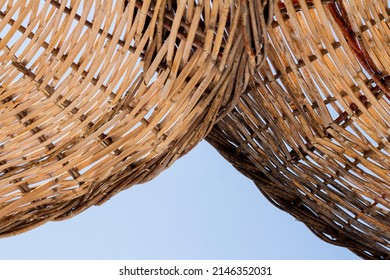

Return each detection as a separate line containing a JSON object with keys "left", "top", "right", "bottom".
{"left": 207, "top": 0, "right": 390, "bottom": 259}
{"left": 0, "top": 0, "right": 270, "bottom": 236}
{"left": 1, "top": 0, "right": 388, "bottom": 261}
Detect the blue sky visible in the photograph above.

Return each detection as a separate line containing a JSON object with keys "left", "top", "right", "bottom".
{"left": 0, "top": 141, "right": 358, "bottom": 260}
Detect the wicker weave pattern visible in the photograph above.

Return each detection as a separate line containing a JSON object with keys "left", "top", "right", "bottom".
{"left": 208, "top": 0, "right": 390, "bottom": 259}
{"left": 0, "top": 0, "right": 270, "bottom": 236}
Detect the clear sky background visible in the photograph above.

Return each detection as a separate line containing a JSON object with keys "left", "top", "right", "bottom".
{"left": 0, "top": 141, "right": 359, "bottom": 260}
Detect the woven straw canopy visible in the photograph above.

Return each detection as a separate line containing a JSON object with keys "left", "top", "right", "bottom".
{"left": 208, "top": 0, "right": 390, "bottom": 259}
{"left": 0, "top": 0, "right": 389, "bottom": 259}
{"left": 0, "top": 0, "right": 269, "bottom": 235}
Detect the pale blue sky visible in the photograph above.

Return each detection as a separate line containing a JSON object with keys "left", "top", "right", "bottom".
{"left": 0, "top": 141, "right": 358, "bottom": 260}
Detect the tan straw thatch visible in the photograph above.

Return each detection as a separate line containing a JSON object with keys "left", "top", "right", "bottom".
{"left": 207, "top": 0, "right": 390, "bottom": 259}
{"left": 0, "top": 0, "right": 389, "bottom": 260}
{"left": 0, "top": 0, "right": 270, "bottom": 236}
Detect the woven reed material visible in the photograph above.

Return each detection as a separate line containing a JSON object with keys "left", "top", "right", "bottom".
{"left": 0, "top": 0, "right": 270, "bottom": 236}
{"left": 208, "top": 0, "right": 390, "bottom": 259}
